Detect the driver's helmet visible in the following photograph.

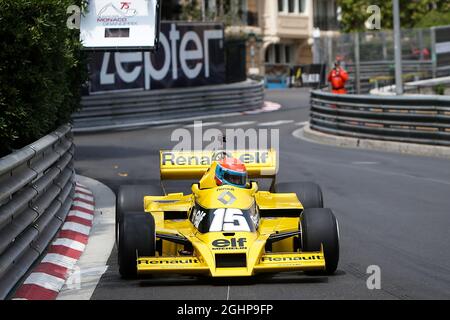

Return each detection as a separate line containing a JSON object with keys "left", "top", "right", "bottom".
{"left": 214, "top": 157, "right": 248, "bottom": 188}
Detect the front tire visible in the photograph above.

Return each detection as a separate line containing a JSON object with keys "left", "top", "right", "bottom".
{"left": 300, "top": 208, "right": 339, "bottom": 274}
{"left": 118, "top": 212, "right": 156, "bottom": 278}
{"left": 275, "top": 182, "right": 323, "bottom": 209}
{"left": 116, "top": 185, "right": 163, "bottom": 244}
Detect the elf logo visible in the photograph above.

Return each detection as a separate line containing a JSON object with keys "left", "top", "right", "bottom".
{"left": 212, "top": 238, "right": 247, "bottom": 250}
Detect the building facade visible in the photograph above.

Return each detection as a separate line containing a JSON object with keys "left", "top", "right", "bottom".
{"left": 162, "top": 0, "right": 339, "bottom": 77}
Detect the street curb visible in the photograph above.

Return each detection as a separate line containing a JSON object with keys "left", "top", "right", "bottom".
{"left": 56, "top": 175, "right": 115, "bottom": 300}
{"left": 13, "top": 183, "right": 95, "bottom": 300}
{"left": 293, "top": 123, "right": 450, "bottom": 159}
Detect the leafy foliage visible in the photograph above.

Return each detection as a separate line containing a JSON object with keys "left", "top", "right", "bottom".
{"left": 415, "top": 10, "right": 450, "bottom": 28}
{"left": 0, "top": 0, "right": 87, "bottom": 157}
{"left": 180, "top": 0, "right": 202, "bottom": 21}
{"left": 338, "top": 0, "right": 450, "bottom": 32}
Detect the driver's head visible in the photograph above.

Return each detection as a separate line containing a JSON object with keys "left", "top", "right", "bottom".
{"left": 215, "top": 157, "right": 248, "bottom": 188}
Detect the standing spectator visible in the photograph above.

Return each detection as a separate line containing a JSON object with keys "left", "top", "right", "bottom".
{"left": 328, "top": 61, "right": 349, "bottom": 94}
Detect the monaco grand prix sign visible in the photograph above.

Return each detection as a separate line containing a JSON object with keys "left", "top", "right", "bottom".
{"left": 88, "top": 22, "right": 225, "bottom": 93}
{"left": 80, "top": 0, "right": 160, "bottom": 50}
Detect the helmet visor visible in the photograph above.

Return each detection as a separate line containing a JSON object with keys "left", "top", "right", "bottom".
{"left": 222, "top": 170, "right": 247, "bottom": 187}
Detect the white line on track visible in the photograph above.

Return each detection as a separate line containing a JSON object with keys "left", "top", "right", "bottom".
{"left": 258, "top": 120, "right": 294, "bottom": 126}
{"left": 222, "top": 121, "right": 256, "bottom": 127}
{"left": 184, "top": 122, "right": 222, "bottom": 128}
{"left": 227, "top": 286, "right": 230, "bottom": 300}
{"left": 352, "top": 161, "right": 379, "bottom": 165}
{"left": 243, "top": 109, "right": 263, "bottom": 115}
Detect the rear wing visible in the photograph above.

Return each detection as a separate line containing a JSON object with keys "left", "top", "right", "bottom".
{"left": 160, "top": 150, "right": 278, "bottom": 180}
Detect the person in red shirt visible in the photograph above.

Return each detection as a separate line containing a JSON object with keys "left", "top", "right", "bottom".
{"left": 328, "top": 61, "right": 349, "bottom": 94}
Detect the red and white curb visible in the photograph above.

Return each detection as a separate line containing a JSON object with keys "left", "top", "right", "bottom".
{"left": 13, "top": 183, "right": 95, "bottom": 300}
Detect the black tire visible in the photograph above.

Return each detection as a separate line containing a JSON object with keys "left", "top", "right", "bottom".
{"left": 116, "top": 185, "right": 163, "bottom": 244}
{"left": 300, "top": 208, "right": 339, "bottom": 274}
{"left": 275, "top": 182, "right": 323, "bottom": 209}
{"left": 118, "top": 212, "right": 156, "bottom": 278}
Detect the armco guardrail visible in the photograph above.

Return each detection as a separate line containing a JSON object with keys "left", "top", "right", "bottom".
{"left": 310, "top": 90, "right": 450, "bottom": 146}
{"left": 346, "top": 60, "right": 434, "bottom": 94}
{"left": 0, "top": 125, "right": 75, "bottom": 299}
{"left": 73, "top": 80, "right": 264, "bottom": 132}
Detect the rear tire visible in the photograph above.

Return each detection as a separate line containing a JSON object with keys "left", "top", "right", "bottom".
{"left": 300, "top": 208, "right": 339, "bottom": 275}
{"left": 275, "top": 182, "right": 323, "bottom": 209}
{"left": 116, "top": 185, "right": 163, "bottom": 244}
{"left": 118, "top": 212, "right": 156, "bottom": 278}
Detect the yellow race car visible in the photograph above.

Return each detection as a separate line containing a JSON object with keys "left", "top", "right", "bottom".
{"left": 116, "top": 150, "right": 339, "bottom": 278}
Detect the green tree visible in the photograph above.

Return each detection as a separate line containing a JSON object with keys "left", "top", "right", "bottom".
{"left": 180, "top": 0, "right": 202, "bottom": 21}
{"left": 338, "top": 0, "right": 450, "bottom": 32}
{"left": 415, "top": 10, "right": 450, "bottom": 28}
{"left": 0, "top": 0, "right": 87, "bottom": 157}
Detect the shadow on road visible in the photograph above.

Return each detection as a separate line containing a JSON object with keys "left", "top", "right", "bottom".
{"left": 138, "top": 270, "right": 347, "bottom": 287}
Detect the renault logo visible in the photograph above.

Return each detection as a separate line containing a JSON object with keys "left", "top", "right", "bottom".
{"left": 218, "top": 191, "right": 236, "bottom": 205}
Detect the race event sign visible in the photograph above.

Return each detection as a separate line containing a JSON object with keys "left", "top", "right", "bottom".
{"left": 80, "top": 0, "right": 160, "bottom": 50}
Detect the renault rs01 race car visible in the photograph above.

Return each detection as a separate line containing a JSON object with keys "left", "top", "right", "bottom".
{"left": 116, "top": 149, "right": 339, "bottom": 278}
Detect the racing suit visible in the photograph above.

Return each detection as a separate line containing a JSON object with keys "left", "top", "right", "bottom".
{"left": 328, "top": 67, "right": 349, "bottom": 94}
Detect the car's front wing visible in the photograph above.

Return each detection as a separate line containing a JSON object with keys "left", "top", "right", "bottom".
{"left": 137, "top": 249, "right": 325, "bottom": 277}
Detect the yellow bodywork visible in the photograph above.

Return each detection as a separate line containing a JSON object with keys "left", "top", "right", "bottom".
{"left": 135, "top": 150, "right": 326, "bottom": 277}
{"left": 160, "top": 149, "right": 278, "bottom": 180}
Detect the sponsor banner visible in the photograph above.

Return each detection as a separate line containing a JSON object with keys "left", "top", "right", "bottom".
{"left": 161, "top": 150, "right": 273, "bottom": 167}
{"left": 88, "top": 22, "right": 225, "bottom": 93}
{"left": 138, "top": 257, "right": 200, "bottom": 265}
{"left": 159, "top": 149, "right": 277, "bottom": 179}
{"left": 259, "top": 254, "right": 324, "bottom": 263}
{"left": 290, "top": 64, "right": 326, "bottom": 88}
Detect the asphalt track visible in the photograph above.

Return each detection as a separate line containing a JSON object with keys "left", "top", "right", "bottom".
{"left": 74, "top": 88, "right": 450, "bottom": 300}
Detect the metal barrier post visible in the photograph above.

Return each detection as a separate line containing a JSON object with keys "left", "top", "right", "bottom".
{"left": 354, "top": 32, "right": 361, "bottom": 95}
{"left": 393, "top": 0, "right": 403, "bottom": 95}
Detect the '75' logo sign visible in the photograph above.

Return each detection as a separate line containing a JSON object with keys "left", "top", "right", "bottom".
{"left": 120, "top": 2, "right": 131, "bottom": 10}
{"left": 66, "top": 2, "right": 137, "bottom": 29}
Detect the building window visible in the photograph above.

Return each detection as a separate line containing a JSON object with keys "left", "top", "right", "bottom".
{"left": 285, "top": 45, "right": 291, "bottom": 63}
{"left": 298, "top": 0, "right": 305, "bottom": 13}
{"left": 288, "top": 0, "right": 295, "bottom": 13}
{"left": 279, "top": 0, "right": 305, "bottom": 14}
{"left": 275, "top": 44, "right": 281, "bottom": 63}
{"left": 313, "top": 0, "right": 339, "bottom": 30}
{"left": 265, "top": 44, "right": 295, "bottom": 64}
{"left": 278, "top": 0, "right": 284, "bottom": 12}
{"left": 247, "top": 0, "right": 258, "bottom": 26}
